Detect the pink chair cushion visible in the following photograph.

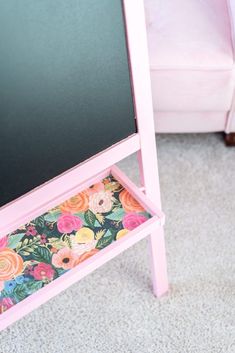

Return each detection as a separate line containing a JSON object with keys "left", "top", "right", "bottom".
{"left": 150, "top": 69, "right": 234, "bottom": 112}
{"left": 145, "top": 0, "right": 234, "bottom": 112}
{"left": 154, "top": 111, "right": 228, "bottom": 133}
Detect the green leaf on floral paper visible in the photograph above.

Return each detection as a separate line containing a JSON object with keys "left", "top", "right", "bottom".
{"left": 13, "top": 284, "right": 27, "bottom": 302}
{"left": 23, "top": 246, "right": 35, "bottom": 253}
{"left": 0, "top": 289, "right": 9, "bottom": 298}
{"left": 44, "top": 211, "right": 61, "bottom": 223}
{"left": 8, "top": 233, "right": 25, "bottom": 249}
{"left": 48, "top": 238, "right": 65, "bottom": 250}
{"left": 48, "top": 237, "right": 59, "bottom": 243}
{"left": 26, "top": 280, "right": 43, "bottom": 294}
{"left": 55, "top": 268, "right": 67, "bottom": 277}
{"left": 106, "top": 208, "right": 125, "bottom": 221}
{"left": 95, "top": 229, "right": 106, "bottom": 240}
{"left": 104, "top": 229, "right": 112, "bottom": 237}
{"left": 137, "top": 211, "right": 150, "bottom": 219}
{"left": 73, "top": 213, "right": 86, "bottom": 223}
{"left": 22, "top": 238, "right": 29, "bottom": 246}
{"left": 84, "top": 210, "right": 96, "bottom": 227}
{"left": 35, "top": 216, "right": 45, "bottom": 228}
{"left": 94, "top": 220, "right": 102, "bottom": 227}
{"left": 13, "top": 281, "right": 43, "bottom": 302}
{"left": 19, "top": 250, "right": 31, "bottom": 256}
{"left": 64, "top": 235, "right": 72, "bottom": 249}
{"left": 33, "top": 246, "right": 52, "bottom": 263}
{"left": 96, "top": 234, "right": 113, "bottom": 250}
{"left": 95, "top": 213, "right": 105, "bottom": 225}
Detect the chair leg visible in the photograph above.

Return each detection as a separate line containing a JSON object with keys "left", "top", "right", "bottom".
{"left": 224, "top": 133, "right": 235, "bottom": 146}
{"left": 148, "top": 226, "right": 168, "bottom": 297}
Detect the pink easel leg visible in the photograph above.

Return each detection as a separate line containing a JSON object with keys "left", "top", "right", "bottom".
{"left": 148, "top": 227, "right": 168, "bottom": 297}
{"left": 137, "top": 151, "right": 168, "bottom": 297}
{"left": 123, "top": 0, "right": 168, "bottom": 298}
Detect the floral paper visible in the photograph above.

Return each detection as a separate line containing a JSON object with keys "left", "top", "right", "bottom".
{"left": 0, "top": 174, "right": 152, "bottom": 314}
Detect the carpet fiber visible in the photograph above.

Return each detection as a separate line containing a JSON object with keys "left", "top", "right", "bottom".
{"left": 0, "top": 134, "right": 234, "bottom": 353}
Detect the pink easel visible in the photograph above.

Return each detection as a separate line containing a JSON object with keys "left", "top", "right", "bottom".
{"left": 0, "top": 0, "right": 168, "bottom": 331}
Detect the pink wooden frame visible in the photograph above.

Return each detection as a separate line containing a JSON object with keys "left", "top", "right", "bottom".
{"left": 123, "top": 0, "right": 168, "bottom": 297}
{"left": 0, "top": 165, "right": 164, "bottom": 331}
{"left": 0, "top": 0, "right": 168, "bottom": 331}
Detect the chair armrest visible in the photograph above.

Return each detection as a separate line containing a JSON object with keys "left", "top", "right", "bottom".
{"left": 227, "top": 0, "right": 235, "bottom": 60}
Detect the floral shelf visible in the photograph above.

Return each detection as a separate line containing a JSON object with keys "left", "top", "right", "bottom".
{"left": 0, "top": 167, "right": 164, "bottom": 318}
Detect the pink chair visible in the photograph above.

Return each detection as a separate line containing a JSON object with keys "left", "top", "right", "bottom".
{"left": 144, "top": 0, "right": 235, "bottom": 145}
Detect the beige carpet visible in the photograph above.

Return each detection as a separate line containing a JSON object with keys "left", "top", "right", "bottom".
{"left": 0, "top": 133, "right": 235, "bottom": 353}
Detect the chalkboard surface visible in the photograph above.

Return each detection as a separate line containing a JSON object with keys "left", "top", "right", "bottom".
{"left": 0, "top": 0, "right": 136, "bottom": 207}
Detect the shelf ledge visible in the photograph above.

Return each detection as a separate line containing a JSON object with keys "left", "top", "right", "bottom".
{"left": 0, "top": 165, "right": 164, "bottom": 330}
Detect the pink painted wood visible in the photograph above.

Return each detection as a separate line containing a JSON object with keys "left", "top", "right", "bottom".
{"left": 0, "top": 166, "right": 164, "bottom": 331}
{"left": 0, "top": 0, "right": 168, "bottom": 330}
{"left": 123, "top": 0, "right": 168, "bottom": 297}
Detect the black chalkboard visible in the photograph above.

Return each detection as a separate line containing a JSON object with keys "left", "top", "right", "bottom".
{"left": 0, "top": 0, "right": 136, "bottom": 207}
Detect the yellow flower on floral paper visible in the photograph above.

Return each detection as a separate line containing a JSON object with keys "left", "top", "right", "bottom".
{"left": 75, "top": 227, "right": 94, "bottom": 243}
{"left": 116, "top": 229, "right": 129, "bottom": 240}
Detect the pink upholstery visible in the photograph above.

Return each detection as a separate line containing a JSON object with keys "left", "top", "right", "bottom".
{"left": 150, "top": 70, "right": 234, "bottom": 112}
{"left": 229, "top": 114, "right": 235, "bottom": 132}
{"left": 155, "top": 112, "right": 228, "bottom": 133}
{"left": 226, "top": 0, "right": 235, "bottom": 133}
{"left": 145, "top": 0, "right": 235, "bottom": 133}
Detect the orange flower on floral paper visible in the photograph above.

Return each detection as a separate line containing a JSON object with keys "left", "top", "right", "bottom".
{"left": 85, "top": 182, "right": 104, "bottom": 196}
{"left": 75, "top": 248, "right": 99, "bottom": 266}
{"left": 60, "top": 192, "right": 89, "bottom": 213}
{"left": 0, "top": 248, "right": 24, "bottom": 281}
{"left": 119, "top": 189, "right": 144, "bottom": 212}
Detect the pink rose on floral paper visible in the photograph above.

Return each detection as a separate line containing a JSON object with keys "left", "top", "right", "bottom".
{"left": 33, "top": 263, "right": 55, "bottom": 281}
{"left": 89, "top": 190, "right": 114, "bottom": 213}
{"left": 122, "top": 212, "right": 148, "bottom": 231}
{"left": 0, "top": 297, "right": 14, "bottom": 314}
{"left": 0, "top": 236, "right": 7, "bottom": 249}
{"left": 57, "top": 214, "right": 83, "bottom": 234}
